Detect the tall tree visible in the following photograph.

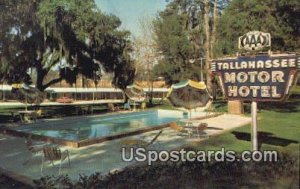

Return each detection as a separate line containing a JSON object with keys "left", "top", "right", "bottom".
{"left": 210, "top": 0, "right": 218, "bottom": 58}
{"left": 203, "top": 0, "right": 211, "bottom": 91}
{"left": 215, "top": 0, "right": 300, "bottom": 56}
{"left": 152, "top": 0, "right": 204, "bottom": 86}
{"left": 133, "top": 16, "right": 161, "bottom": 104}
{"left": 152, "top": 0, "right": 228, "bottom": 87}
{"left": 0, "top": 0, "right": 135, "bottom": 91}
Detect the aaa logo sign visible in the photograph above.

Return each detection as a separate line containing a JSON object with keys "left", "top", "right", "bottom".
{"left": 211, "top": 54, "right": 299, "bottom": 101}
{"left": 238, "top": 31, "right": 271, "bottom": 51}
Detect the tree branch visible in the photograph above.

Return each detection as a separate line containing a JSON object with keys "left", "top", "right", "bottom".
{"left": 41, "top": 77, "right": 63, "bottom": 91}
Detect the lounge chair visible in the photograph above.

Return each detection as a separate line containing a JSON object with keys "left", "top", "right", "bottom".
{"left": 169, "top": 122, "right": 185, "bottom": 132}
{"left": 169, "top": 121, "right": 193, "bottom": 137}
{"left": 145, "top": 130, "right": 163, "bottom": 147}
{"left": 169, "top": 122, "right": 208, "bottom": 138}
{"left": 121, "top": 130, "right": 163, "bottom": 148}
{"left": 41, "top": 146, "right": 70, "bottom": 175}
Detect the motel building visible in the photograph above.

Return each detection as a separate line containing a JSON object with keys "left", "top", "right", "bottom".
{"left": 0, "top": 81, "right": 168, "bottom": 104}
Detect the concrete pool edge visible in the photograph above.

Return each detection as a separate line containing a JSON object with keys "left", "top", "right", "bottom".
{"left": 0, "top": 123, "right": 171, "bottom": 148}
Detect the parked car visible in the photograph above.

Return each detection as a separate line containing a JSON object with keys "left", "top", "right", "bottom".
{"left": 56, "top": 97, "right": 74, "bottom": 103}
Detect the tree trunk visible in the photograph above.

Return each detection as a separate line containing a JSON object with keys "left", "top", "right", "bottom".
{"left": 35, "top": 60, "right": 63, "bottom": 91}
{"left": 211, "top": 0, "right": 218, "bottom": 59}
{"left": 211, "top": 0, "right": 218, "bottom": 99}
{"left": 203, "top": 0, "right": 212, "bottom": 92}
{"left": 149, "top": 80, "right": 154, "bottom": 105}
{"left": 35, "top": 60, "right": 45, "bottom": 91}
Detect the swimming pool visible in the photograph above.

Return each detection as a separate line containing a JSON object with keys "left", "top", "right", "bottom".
{"left": 3, "top": 109, "right": 188, "bottom": 147}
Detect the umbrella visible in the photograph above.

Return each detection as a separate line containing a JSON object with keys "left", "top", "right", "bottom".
{"left": 11, "top": 83, "right": 45, "bottom": 110}
{"left": 167, "top": 80, "right": 212, "bottom": 118}
{"left": 125, "top": 84, "right": 146, "bottom": 102}
{"left": 125, "top": 84, "right": 146, "bottom": 111}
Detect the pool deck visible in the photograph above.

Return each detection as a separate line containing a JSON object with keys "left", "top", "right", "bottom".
{"left": 0, "top": 113, "right": 251, "bottom": 187}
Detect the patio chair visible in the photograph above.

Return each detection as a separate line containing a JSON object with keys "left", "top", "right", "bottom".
{"left": 183, "top": 123, "right": 208, "bottom": 138}
{"left": 121, "top": 130, "right": 163, "bottom": 148}
{"left": 41, "top": 146, "right": 70, "bottom": 175}
{"left": 23, "top": 136, "right": 44, "bottom": 165}
{"left": 195, "top": 123, "right": 208, "bottom": 137}
{"left": 10, "top": 112, "right": 19, "bottom": 122}
{"left": 123, "top": 101, "right": 131, "bottom": 110}
{"left": 107, "top": 103, "right": 119, "bottom": 112}
{"left": 31, "top": 109, "right": 43, "bottom": 122}
{"left": 140, "top": 102, "right": 146, "bottom": 110}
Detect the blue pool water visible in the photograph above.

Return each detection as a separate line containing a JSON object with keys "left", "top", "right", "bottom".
{"left": 16, "top": 110, "right": 188, "bottom": 141}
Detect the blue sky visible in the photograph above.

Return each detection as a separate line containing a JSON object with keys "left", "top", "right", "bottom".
{"left": 95, "top": 0, "right": 168, "bottom": 37}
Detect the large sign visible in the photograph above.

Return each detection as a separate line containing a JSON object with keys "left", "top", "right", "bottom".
{"left": 211, "top": 54, "right": 299, "bottom": 101}
{"left": 238, "top": 31, "right": 271, "bottom": 51}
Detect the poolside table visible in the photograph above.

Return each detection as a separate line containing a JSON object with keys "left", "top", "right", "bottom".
{"left": 180, "top": 119, "right": 199, "bottom": 127}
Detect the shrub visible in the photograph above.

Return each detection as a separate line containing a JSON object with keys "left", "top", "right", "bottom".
{"left": 33, "top": 152, "right": 299, "bottom": 189}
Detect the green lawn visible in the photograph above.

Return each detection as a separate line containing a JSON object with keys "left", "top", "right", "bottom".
{"left": 192, "top": 84, "right": 300, "bottom": 153}
{"left": 193, "top": 106, "right": 300, "bottom": 153}
{"left": 156, "top": 85, "right": 299, "bottom": 188}
{"left": 185, "top": 86, "right": 300, "bottom": 188}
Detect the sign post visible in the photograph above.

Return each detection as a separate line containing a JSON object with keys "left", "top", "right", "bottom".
{"left": 251, "top": 101, "right": 258, "bottom": 151}
{"left": 211, "top": 31, "right": 299, "bottom": 151}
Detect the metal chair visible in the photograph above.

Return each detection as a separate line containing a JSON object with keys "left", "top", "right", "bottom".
{"left": 22, "top": 136, "right": 44, "bottom": 165}
{"left": 31, "top": 109, "right": 43, "bottom": 121}
{"left": 41, "top": 146, "right": 70, "bottom": 175}
{"left": 107, "top": 103, "right": 119, "bottom": 112}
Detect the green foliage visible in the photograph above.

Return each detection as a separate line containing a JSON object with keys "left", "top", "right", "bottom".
{"left": 152, "top": 0, "right": 229, "bottom": 86}
{"left": 33, "top": 152, "right": 298, "bottom": 188}
{"left": 0, "top": 0, "right": 135, "bottom": 90}
{"left": 215, "top": 0, "right": 300, "bottom": 56}
{"left": 152, "top": 0, "right": 206, "bottom": 85}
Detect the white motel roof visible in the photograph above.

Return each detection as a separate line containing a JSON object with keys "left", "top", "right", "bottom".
{"left": 0, "top": 85, "right": 168, "bottom": 93}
